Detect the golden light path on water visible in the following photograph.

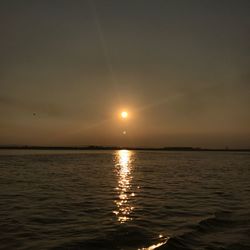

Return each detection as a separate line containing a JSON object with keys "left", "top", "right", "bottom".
{"left": 113, "top": 150, "right": 169, "bottom": 250}
{"left": 113, "top": 150, "right": 135, "bottom": 223}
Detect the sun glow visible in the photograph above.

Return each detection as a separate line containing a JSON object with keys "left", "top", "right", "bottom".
{"left": 121, "top": 111, "right": 128, "bottom": 119}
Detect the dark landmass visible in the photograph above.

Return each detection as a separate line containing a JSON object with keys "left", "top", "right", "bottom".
{"left": 0, "top": 145, "right": 249, "bottom": 152}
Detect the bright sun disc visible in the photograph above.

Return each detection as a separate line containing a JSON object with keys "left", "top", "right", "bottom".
{"left": 121, "top": 111, "right": 128, "bottom": 119}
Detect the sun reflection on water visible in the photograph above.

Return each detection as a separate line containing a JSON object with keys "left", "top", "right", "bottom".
{"left": 113, "top": 150, "right": 135, "bottom": 223}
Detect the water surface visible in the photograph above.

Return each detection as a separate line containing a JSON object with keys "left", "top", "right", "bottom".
{"left": 0, "top": 150, "right": 249, "bottom": 249}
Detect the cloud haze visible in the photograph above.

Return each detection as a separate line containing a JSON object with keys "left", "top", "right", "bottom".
{"left": 0, "top": 0, "right": 249, "bottom": 148}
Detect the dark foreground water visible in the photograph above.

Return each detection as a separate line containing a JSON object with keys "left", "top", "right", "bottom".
{"left": 0, "top": 150, "right": 250, "bottom": 250}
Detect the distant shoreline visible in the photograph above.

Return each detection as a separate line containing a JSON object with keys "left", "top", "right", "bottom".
{"left": 0, "top": 146, "right": 249, "bottom": 152}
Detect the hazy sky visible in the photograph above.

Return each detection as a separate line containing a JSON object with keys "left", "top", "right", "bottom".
{"left": 1, "top": 0, "right": 250, "bottom": 148}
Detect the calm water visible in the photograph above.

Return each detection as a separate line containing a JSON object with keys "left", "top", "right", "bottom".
{"left": 0, "top": 150, "right": 250, "bottom": 250}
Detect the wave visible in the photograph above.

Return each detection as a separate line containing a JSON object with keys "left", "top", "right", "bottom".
{"left": 159, "top": 211, "right": 250, "bottom": 250}
{"left": 52, "top": 211, "right": 250, "bottom": 250}
{"left": 53, "top": 225, "right": 153, "bottom": 250}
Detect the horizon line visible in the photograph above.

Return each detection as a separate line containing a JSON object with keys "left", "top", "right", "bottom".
{"left": 0, "top": 145, "right": 250, "bottom": 152}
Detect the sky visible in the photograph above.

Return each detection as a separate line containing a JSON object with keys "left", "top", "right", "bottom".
{"left": 0, "top": 0, "right": 250, "bottom": 148}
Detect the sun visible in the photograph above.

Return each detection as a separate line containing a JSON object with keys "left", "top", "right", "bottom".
{"left": 121, "top": 111, "right": 128, "bottom": 119}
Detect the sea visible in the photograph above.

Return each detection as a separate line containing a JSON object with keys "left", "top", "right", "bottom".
{"left": 0, "top": 150, "right": 249, "bottom": 250}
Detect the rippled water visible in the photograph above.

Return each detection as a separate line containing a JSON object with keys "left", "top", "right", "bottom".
{"left": 0, "top": 150, "right": 250, "bottom": 250}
